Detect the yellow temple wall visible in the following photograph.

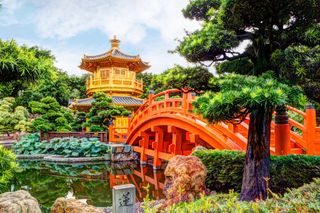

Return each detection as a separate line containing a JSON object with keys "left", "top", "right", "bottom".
{"left": 86, "top": 66, "right": 143, "bottom": 97}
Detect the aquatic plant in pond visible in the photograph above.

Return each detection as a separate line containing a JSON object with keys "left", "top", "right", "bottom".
{"left": 13, "top": 133, "right": 110, "bottom": 157}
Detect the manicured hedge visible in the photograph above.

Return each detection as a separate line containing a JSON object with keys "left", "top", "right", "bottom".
{"left": 163, "top": 178, "right": 320, "bottom": 213}
{"left": 193, "top": 150, "right": 320, "bottom": 193}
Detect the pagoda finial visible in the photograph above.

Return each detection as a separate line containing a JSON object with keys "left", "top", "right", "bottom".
{"left": 110, "top": 35, "right": 120, "bottom": 50}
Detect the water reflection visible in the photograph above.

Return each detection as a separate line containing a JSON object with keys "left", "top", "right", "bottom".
{"left": 9, "top": 160, "right": 165, "bottom": 212}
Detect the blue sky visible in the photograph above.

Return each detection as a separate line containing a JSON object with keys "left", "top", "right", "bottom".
{"left": 0, "top": 0, "right": 200, "bottom": 75}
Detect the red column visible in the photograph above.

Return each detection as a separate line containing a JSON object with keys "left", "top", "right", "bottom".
{"left": 274, "top": 107, "right": 290, "bottom": 155}
{"left": 305, "top": 103, "right": 316, "bottom": 155}
{"left": 153, "top": 127, "right": 164, "bottom": 169}
{"left": 109, "top": 124, "right": 114, "bottom": 142}
{"left": 171, "top": 127, "right": 182, "bottom": 156}
{"left": 140, "top": 132, "right": 149, "bottom": 164}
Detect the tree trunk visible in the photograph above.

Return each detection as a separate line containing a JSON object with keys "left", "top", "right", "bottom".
{"left": 240, "top": 107, "right": 273, "bottom": 201}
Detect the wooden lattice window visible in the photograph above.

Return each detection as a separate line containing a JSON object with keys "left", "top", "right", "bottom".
{"left": 100, "top": 69, "right": 110, "bottom": 78}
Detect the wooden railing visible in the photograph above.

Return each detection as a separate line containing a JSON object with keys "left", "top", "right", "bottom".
{"left": 86, "top": 76, "right": 143, "bottom": 94}
{"left": 109, "top": 89, "right": 320, "bottom": 155}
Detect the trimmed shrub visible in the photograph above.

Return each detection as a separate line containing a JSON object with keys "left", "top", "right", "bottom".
{"left": 193, "top": 150, "right": 320, "bottom": 193}
{"left": 13, "top": 133, "right": 110, "bottom": 157}
{"left": 0, "top": 145, "right": 18, "bottom": 191}
{"left": 162, "top": 178, "right": 320, "bottom": 213}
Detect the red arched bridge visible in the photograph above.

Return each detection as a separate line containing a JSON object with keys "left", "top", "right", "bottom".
{"left": 109, "top": 89, "right": 320, "bottom": 167}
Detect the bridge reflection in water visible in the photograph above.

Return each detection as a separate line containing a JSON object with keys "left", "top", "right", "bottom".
{"left": 12, "top": 160, "right": 165, "bottom": 211}
{"left": 109, "top": 162, "right": 165, "bottom": 201}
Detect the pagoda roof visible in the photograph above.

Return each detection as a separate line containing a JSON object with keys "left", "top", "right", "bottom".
{"left": 79, "top": 36, "right": 150, "bottom": 73}
{"left": 69, "top": 96, "right": 143, "bottom": 108}
{"left": 84, "top": 49, "right": 139, "bottom": 60}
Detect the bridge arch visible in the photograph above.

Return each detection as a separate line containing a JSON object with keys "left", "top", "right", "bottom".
{"left": 108, "top": 89, "right": 320, "bottom": 167}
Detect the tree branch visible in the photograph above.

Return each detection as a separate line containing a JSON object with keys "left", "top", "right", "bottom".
{"left": 236, "top": 32, "right": 254, "bottom": 41}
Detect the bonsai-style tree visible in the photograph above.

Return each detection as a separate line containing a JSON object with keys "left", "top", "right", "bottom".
{"left": 29, "top": 97, "right": 73, "bottom": 132}
{"left": 152, "top": 65, "right": 213, "bottom": 94}
{"left": 137, "top": 65, "right": 213, "bottom": 98}
{"left": 193, "top": 72, "right": 305, "bottom": 200}
{"left": 83, "top": 92, "right": 130, "bottom": 132}
{"left": 178, "top": 0, "right": 319, "bottom": 201}
{"left": 179, "top": 0, "right": 319, "bottom": 75}
{"left": 71, "top": 111, "right": 87, "bottom": 132}
{"left": 0, "top": 97, "right": 31, "bottom": 136}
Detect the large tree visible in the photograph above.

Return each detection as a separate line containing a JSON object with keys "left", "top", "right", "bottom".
{"left": 178, "top": 0, "right": 319, "bottom": 201}
{"left": 15, "top": 71, "right": 88, "bottom": 107}
{"left": 0, "top": 40, "right": 56, "bottom": 96}
{"left": 194, "top": 73, "right": 305, "bottom": 200}
{"left": 137, "top": 65, "right": 213, "bottom": 98}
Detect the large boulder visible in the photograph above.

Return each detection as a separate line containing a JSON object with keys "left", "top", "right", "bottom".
{"left": 51, "top": 198, "right": 103, "bottom": 213}
{"left": 0, "top": 190, "right": 41, "bottom": 213}
{"left": 163, "top": 155, "right": 207, "bottom": 205}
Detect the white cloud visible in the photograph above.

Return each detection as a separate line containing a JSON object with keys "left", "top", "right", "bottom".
{"left": 1, "top": 0, "right": 201, "bottom": 75}
{"left": 0, "top": 0, "right": 25, "bottom": 25}
{"left": 31, "top": 0, "right": 199, "bottom": 43}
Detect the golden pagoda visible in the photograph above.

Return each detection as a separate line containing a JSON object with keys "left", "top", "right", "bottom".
{"left": 70, "top": 36, "right": 150, "bottom": 113}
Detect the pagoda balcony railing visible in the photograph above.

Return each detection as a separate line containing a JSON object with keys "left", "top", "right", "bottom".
{"left": 86, "top": 76, "right": 143, "bottom": 94}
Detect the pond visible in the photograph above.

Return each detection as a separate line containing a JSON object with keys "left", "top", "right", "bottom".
{"left": 7, "top": 160, "right": 165, "bottom": 212}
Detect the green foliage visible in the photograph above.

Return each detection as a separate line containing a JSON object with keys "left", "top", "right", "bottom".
{"left": 193, "top": 150, "right": 320, "bottom": 194}
{"left": 0, "top": 39, "right": 87, "bottom": 105}
{"left": 154, "top": 65, "right": 213, "bottom": 93}
{"left": 177, "top": 22, "right": 239, "bottom": 62}
{"left": 193, "top": 72, "right": 306, "bottom": 123}
{"left": 178, "top": 0, "right": 320, "bottom": 78}
{"left": 137, "top": 72, "right": 156, "bottom": 99}
{"left": 71, "top": 111, "right": 87, "bottom": 131}
{"left": 271, "top": 45, "right": 320, "bottom": 103}
{"left": 161, "top": 178, "right": 320, "bottom": 212}
{"left": 84, "top": 92, "right": 130, "bottom": 132}
{"left": 29, "top": 96, "right": 74, "bottom": 132}
{"left": 0, "top": 97, "right": 31, "bottom": 134}
{"left": 0, "top": 40, "right": 54, "bottom": 82}
{"left": 138, "top": 65, "right": 213, "bottom": 97}
{"left": 216, "top": 58, "right": 253, "bottom": 75}
{"left": 15, "top": 71, "right": 88, "bottom": 107}
{"left": 182, "top": 0, "right": 220, "bottom": 21}
{"left": 0, "top": 145, "right": 18, "bottom": 190}
{"left": 13, "top": 133, "right": 110, "bottom": 157}
{"left": 0, "top": 40, "right": 56, "bottom": 96}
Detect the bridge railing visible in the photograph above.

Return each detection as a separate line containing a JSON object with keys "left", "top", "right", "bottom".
{"left": 113, "top": 89, "right": 319, "bottom": 155}
{"left": 128, "top": 89, "right": 194, "bottom": 133}
{"left": 285, "top": 105, "right": 319, "bottom": 155}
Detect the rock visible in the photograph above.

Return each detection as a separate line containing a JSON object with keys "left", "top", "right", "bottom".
{"left": 0, "top": 190, "right": 41, "bottom": 213}
{"left": 163, "top": 155, "right": 207, "bottom": 205}
{"left": 51, "top": 197, "right": 103, "bottom": 213}
{"left": 108, "top": 144, "right": 135, "bottom": 162}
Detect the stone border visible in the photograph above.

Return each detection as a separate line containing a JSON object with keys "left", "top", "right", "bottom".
{"left": 17, "top": 154, "right": 49, "bottom": 159}
{"left": 17, "top": 154, "right": 111, "bottom": 163}
{"left": 44, "top": 155, "right": 110, "bottom": 163}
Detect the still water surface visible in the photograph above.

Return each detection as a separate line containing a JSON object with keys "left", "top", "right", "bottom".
{"left": 9, "top": 160, "right": 165, "bottom": 212}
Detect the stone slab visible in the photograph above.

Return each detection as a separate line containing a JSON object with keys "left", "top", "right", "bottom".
{"left": 112, "top": 184, "right": 135, "bottom": 213}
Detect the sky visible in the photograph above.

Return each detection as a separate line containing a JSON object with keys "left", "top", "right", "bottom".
{"left": 0, "top": 0, "right": 201, "bottom": 76}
